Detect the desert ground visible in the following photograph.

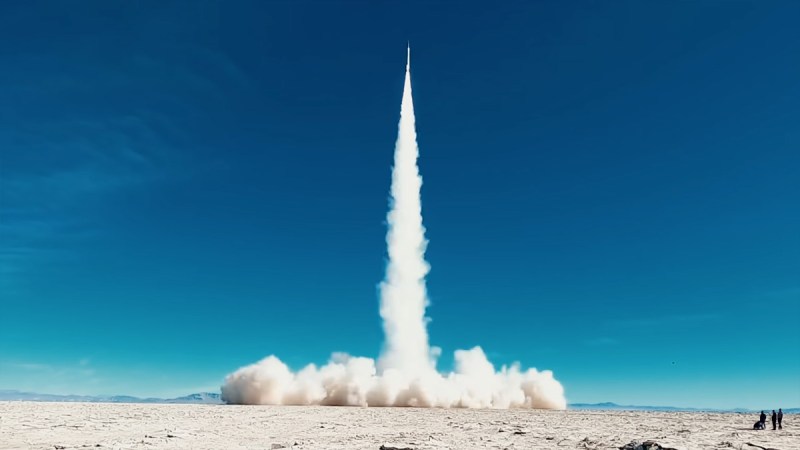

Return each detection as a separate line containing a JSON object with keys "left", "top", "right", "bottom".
{"left": 0, "top": 402, "right": 796, "bottom": 450}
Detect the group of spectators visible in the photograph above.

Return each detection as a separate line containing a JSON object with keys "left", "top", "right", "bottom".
{"left": 754, "top": 409, "right": 784, "bottom": 430}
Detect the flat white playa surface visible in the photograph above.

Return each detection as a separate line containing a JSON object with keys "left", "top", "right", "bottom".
{"left": 0, "top": 402, "right": 796, "bottom": 450}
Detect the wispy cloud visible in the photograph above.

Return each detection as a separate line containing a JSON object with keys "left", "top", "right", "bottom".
{"left": 0, "top": 20, "right": 254, "bottom": 289}
{"left": 0, "top": 118, "right": 163, "bottom": 287}
{"left": 1, "top": 114, "right": 181, "bottom": 288}
{"left": 8, "top": 362, "right": 53, "bottom": 371}
{"left": 2, "top": 359, "right": 97, "bottom": 378}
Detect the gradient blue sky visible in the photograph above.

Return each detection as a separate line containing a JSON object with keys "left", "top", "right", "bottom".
{"left": 1, "top": 1, "right": 798, "bottom": 409}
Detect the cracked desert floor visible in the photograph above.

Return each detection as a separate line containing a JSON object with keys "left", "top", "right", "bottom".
{"left": 0, "top": 402, "right": 797, "bottom": 450}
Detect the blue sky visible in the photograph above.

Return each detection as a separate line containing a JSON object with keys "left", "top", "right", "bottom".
{"left": 1, "top": 1, "right": 798, "bottom": 409}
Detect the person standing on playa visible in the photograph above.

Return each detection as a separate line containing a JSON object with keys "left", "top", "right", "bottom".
{"left": 760, "top": 410, "right": 767, "bottom": 428}
{"left": 777, "top": 409, "right": 783, "bottom": 429}
{"left": 771, "top": 410, "right": 777, "bottom": 430}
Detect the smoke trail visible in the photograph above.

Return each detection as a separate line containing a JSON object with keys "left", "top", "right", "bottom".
{"left": 377, "top": 46, "right": 432, "bottom": 376}
{"left": 220, "top": 47, "right": 567, "bottom": 409}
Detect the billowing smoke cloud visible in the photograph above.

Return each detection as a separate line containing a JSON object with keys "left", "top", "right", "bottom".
{"left": 221, "top": 47, "right": 566, "bottom": 409}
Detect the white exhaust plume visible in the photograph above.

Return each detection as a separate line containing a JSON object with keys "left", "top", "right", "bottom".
{"left": 377, "top": 45, "right": 432, "bottom": 376}
{"left": 221, "top": 46, "right": 566, "bottom": 409}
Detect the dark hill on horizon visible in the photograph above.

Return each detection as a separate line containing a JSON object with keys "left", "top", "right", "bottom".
{"left": 0, "top": 390, "right": 222, "bottom": 404}
{"left": 1, "top": 390, "right": 797, "bottom": 413}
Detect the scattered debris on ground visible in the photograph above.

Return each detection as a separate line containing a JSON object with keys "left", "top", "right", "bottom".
{"left": 619, "top": 439, "right": 679, "bottom": 450}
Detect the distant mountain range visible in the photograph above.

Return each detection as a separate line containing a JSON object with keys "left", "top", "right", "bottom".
{"left": 0, "top": 390, "right": 222, "bottom": 404}
{"left": 568, "top": 402, "right": 800, "bottom": 414}
{"left": 0, "top": 391, "right": 796, "bottom": 413}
